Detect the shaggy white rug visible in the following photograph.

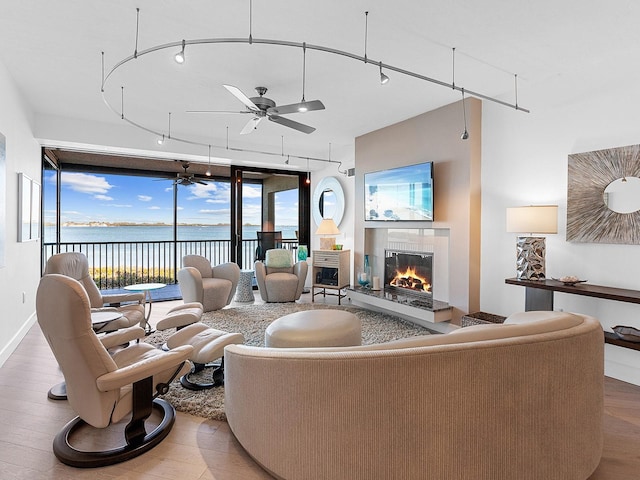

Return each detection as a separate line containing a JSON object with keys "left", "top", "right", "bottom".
{"left": 146, "top": 302, "right": 431, "bottom": 421}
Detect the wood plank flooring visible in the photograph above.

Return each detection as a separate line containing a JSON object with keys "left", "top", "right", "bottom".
{"left": 1, "top": 293, "right": 639, "bottom": 479}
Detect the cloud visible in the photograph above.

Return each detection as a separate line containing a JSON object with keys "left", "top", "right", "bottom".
{"left": 138, "top": 195, "right": 152, "bottom": 202}
{"left": 94, "top": 194, "right": 114, "bottom": 201}
{"left": 61, "top": 172, "right": 114, "bottom": 195}
{"left": 199, "top": 208, "right": 231, "bottom": 215}
{"left": 104, "top": 204, "right": 132, "bottom": 208}
{"left": 242, "top": 185, "right": 262, "bottom": 198}
{"left": 148, "top": 206, "right": 161, "bottom": 210}
{"left": 188, "top": 182, "right": 222, "bottom": 199}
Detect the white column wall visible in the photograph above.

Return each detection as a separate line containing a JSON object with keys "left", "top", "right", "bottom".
{"left": 0, "top": 60, "right": 42, "bottom": 366}
{"left": 481, "top": 82, "right": 640, "bottom": 385}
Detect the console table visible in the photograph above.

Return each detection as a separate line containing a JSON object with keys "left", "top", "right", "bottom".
{"left": 505, "top": 277, "right": 640, "bottom": 351}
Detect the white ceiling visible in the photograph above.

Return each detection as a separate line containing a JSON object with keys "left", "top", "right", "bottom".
{"left": 2, "top": 0, "right": 640, "bottom": 171}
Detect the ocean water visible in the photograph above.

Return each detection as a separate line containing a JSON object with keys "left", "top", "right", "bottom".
{"left": 45, "top": 225, "right": 299, "bottom": 243}
{"left": 43, "top": 225, "right": 300, "bottom": 270}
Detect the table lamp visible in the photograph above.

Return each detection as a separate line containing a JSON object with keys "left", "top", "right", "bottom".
{"left": 316, "top": 218, "right": 340, "bottom": 250}
{"left": 506, "top": 205, "right": 558, "bottom": 280}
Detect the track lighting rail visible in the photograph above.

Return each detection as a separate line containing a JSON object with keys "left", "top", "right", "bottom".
{"left": 102, "top": 36, "right": 529, "bottom": 113}
{"left": 102, "top": 24, "right": 528, "bottom": 167}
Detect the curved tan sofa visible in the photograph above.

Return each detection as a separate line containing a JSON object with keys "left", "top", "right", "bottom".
{"left": 224, "top": 311, "right": 604, "bottom": 480}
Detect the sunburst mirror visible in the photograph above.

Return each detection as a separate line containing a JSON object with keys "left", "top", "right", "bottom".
{"left": 567, "top": 144, "right": 640, "bottom": 244}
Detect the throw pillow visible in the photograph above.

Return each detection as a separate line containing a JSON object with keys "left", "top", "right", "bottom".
{"left": 265, "top": 249, "right": 293, "bottom": 268}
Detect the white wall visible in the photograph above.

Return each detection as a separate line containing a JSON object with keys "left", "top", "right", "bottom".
{"left": 481, "top": 83, "right": 640, "bottom": 384}
{"left": 0, "top": 60, "right": 42, "bottom": 366}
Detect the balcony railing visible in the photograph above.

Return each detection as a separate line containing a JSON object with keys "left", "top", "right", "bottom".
{"left": 43, "top": 238, "right": 298, "bottom": 289}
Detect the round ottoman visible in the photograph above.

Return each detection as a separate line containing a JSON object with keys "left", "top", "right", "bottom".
{"left": 265, "top": 310, "right": 361, "bottom": 348}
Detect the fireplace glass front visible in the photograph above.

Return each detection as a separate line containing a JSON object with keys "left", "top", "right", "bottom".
{"left": 384, "top": 249, "right": 433, "bottom": 298}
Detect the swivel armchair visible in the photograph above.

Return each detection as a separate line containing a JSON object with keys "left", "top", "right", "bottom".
{"left": 178, "top": 255, "right": 240, "bottom": 312}
{"left": 255, "top": 248, "right": 308, "bottom": 302}
{"left": 45, "top": 252, "right": 145, "bottom": 332}
{"left": 36, "top": 274, "right": 193, "bottom": 468}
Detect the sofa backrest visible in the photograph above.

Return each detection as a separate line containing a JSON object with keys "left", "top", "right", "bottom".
{"left": 224, "top": 311, "right": 604, "bottom": 480}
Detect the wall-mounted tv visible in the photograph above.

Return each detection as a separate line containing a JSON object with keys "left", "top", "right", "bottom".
{"left": 365, "top": 161, "right": 433, "bottom": 221}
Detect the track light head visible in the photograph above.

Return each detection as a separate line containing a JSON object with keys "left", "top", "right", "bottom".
{"left": 157, "top": 134, "right": 165, "bottom": 145}
{"left": 174, "top": 40, "right": 186, "bottom": 64}
{"left": 460, "top": 88, "right": 469, "bottom": 140}
{"left": 379, "top": 62, "right": 389, "bottom": 85}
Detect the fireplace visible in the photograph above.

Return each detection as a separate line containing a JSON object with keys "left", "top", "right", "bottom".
{"left": 384, "top": 249, "right": 433, "bottom": 299}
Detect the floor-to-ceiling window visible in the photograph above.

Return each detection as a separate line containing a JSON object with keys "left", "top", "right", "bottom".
{"left": 43, "top": 152, "right": 310, "bottom": 287}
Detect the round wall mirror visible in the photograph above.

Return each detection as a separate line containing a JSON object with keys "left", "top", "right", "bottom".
{"left": 312, "top": 176, "right": 345, "bottom": 227}
{"left": 603, "top": 177, "right": 640, "bottom": 214}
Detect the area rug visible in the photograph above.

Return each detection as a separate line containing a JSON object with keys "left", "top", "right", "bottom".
{"left": 147, "top": 302, "right": 431, "bottom": 421}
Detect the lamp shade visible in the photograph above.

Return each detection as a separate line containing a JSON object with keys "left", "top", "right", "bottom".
{"left": 315, "top": 218, "right": 340, "bottom": 235}
{"left": 506, "top": 206, "right": 558, "bottom": 234}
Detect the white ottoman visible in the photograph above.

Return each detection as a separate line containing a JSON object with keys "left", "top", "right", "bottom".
{"left": 265, "top": 310, "right": 362, "bottom": 348}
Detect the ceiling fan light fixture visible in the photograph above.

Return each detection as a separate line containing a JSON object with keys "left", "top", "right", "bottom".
{"left": 174, "top": 39, "right": 186, "bottom": 64}
{"left": 157, "top": 134, "right": 165, "bottom": 145}
{"left": 297, "top": 98, "right": 308, "bottom": 113}
{"left": 379, "top": 62, "right": 389, "bottom": 85}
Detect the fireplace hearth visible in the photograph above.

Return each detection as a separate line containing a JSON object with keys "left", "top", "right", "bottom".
{"left": 384, "top": 249, "right": 433, "bottom": 299}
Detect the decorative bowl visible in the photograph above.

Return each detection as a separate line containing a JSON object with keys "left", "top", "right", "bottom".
{"left": 612, "top": 325, "right": 640, "bottom": 343}
{"left": 552, "top": 277, "right": 587, "bottom": 286}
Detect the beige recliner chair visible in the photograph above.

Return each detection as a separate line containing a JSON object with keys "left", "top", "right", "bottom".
{"left": 36, "top": 274, "right": 193, "bottom": 468}
{"left": 45, "top": 252, "right": 145, "bottom": 332}
{"left": 254, "top": 248, "right": 308, "bottom": 302}
{"left": 177, "top": 255, "right": 240, "bottom": 312}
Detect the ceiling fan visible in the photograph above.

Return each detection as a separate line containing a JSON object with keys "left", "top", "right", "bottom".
{"left": 188, "top": 84, "right": 325, "bottom": 135}
{"left": 163, "top": 161, "right": 209, "bottom": 186}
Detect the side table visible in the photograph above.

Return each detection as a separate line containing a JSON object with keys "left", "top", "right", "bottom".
{"left": 235, "top": 269, "right": 255, "bottom": 302}
{"left": 124, "top": 282, "right": 166, "bottom": 333}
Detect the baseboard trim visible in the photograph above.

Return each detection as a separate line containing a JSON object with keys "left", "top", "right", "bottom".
{"left": 0, "top": 311, "right": 37, "bottom": 368}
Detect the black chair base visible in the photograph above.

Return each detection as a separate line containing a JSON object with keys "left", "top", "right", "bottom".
{"left": 179, "top": 361, "right": 224, "bottom": 390}
{"left": 53, "top": 398, "right": 176, "bottom": 468}
{"left": 48, "top": 382, "right": 67, "bottom": 401}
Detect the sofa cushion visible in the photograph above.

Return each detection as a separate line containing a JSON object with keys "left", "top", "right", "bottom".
{"left": 265, "top": 249, "right": 293, "bottom": 268}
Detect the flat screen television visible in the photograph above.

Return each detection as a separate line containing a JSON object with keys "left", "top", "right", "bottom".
{"left": 365, "top": 161, "right": 433, "bottom": 221}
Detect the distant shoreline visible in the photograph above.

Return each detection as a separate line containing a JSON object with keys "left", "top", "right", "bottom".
{"left": 52, "top": 222, "right": 260, "bottom": 227}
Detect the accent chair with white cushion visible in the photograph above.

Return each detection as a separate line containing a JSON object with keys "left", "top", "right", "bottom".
{"left": 36, "top": 274, "right": 193, "bottom": 468}
{"left": 225, "top": 311, "right": 604, "bottom": 480}
{"left": 45, "top": 252, "right": 145, "bottom": 332}
{"left": 254, "top": 248, "right": 308, "bottom": 302}
{"left": 178, "top": 255, "right": 240, "bottom": 312}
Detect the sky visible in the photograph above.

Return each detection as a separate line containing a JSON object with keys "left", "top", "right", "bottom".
{"left": 44, "top": 171, "right": 300, "bottom": 226}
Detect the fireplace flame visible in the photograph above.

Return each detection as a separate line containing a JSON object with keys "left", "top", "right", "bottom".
{"left": 390, "top": 266, "right": 432, "bottom": 293}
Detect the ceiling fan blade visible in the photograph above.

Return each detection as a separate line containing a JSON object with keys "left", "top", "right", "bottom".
{"left": 195, "top": 179, "right": 209, "bottom": 185}
{"left": 240, "top": 116, "right": 263, "bottom": 135}
{"left": 268, "top": 115, "right": 316, "bottom": 134}
{"left": 268, "top": 99, "right": 325, "bottom": 115}
{"left": 223, "top": 84, "right": 260, "bottom": 112}
{"left": 186, "top": 110, "right": 251, "bottom": 114}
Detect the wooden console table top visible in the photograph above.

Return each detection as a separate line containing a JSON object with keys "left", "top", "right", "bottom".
{"left": 505, "top": 278, "right": 640, "bottom": 305}
{"left": 506, "top": 278, "right": 640, "bottom": 351}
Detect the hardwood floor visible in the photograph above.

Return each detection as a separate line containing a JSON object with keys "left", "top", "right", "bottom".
{"left": 1, "top": 293, "right": 640, "bottom": 479}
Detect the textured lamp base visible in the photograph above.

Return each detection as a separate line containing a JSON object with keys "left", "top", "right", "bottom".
{"left": 516, "top": 236, "right": 546, "bottom": 280}
{"left": 319, "top": 237, "right": 336, "bottom": 250}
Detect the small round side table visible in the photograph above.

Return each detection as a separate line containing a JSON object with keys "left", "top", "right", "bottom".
{"left": 235, "top": 269, "right": 255, "bottom": 302}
